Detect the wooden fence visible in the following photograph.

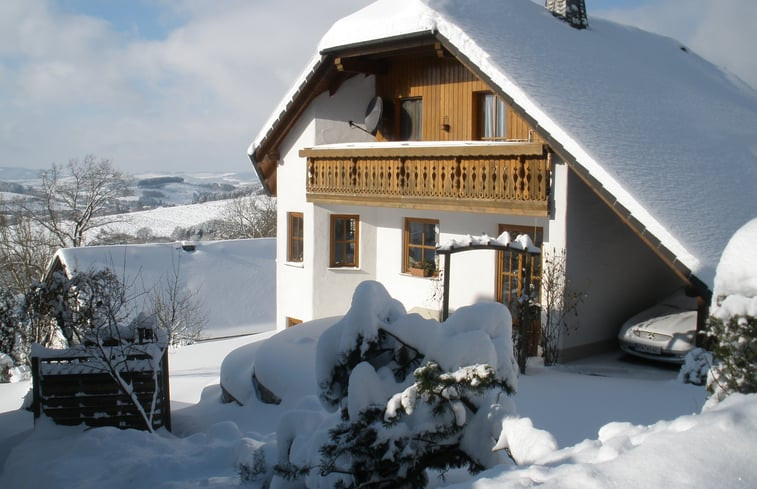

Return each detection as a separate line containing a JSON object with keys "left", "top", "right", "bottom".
{"left": 31, "top": 343, "right": 171, "bottom": 431}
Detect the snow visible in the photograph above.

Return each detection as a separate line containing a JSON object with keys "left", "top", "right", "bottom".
{"left": 711, "top": 217, "right": 757, "bottom": 319}
{"left": 52, "top": 238, "right": 276, "bottom": 339}
{"left": 493, "top": 416, "right": 557, "bottom": 465}
{"left": 251, "top": 0, "right": 757, "bottom": 289}
{"left": 2, "top": 311, "right": 755, "bottom": 487}
{"left": 95, "top": 199, "right": 230, "bottom": 239}
{"left": 445, "top": 393, "right": 757, "bottom": 489}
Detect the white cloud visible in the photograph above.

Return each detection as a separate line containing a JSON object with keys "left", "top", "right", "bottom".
{"left": 0, "top": 0, "right": 372, "bottom": 173}
{"left": 0, "top": 0, "right": 754, "bottom": 174}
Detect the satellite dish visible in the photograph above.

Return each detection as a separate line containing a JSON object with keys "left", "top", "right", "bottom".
{"left": 364, "top": 96, "right": 383, "bottom": 134}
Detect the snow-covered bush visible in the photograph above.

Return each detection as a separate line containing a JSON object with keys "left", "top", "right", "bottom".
{"left": 677, "top": 347, "right": 713, "bottom": 385}
{"left": 705, "top": 217, "right": 757, "bottom": 402}
{"left": 272, "top": 281, "right": 550, "bottom": 489}
{"left": 706, "top": 314, "right": 756, "bottom": 400}
{"left": 0, "top": 287, "right": 21, "bottom": 369}
{"left": 237, "top": 438, "right": 276, "bottom": 485}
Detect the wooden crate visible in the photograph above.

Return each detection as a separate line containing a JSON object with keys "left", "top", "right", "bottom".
{"left": 31, "top": 344, "right": 171, "bottom": 431}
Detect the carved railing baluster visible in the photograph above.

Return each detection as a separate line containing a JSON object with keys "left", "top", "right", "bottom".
{"left": 303, "top": 143, "right": 549, "bottom": 214}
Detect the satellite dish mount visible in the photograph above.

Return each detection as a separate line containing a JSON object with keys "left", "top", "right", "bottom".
{"left": 349, "top": 96, "right": 383, "bottom": 135}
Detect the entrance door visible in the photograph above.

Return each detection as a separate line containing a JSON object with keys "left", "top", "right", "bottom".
{"left": 496, "top": 224, "right": 543, "bottom": 355}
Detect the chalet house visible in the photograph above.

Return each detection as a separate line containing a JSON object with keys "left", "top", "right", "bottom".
{"left": 247, "top": 0, "right": 757, "bottom": 359}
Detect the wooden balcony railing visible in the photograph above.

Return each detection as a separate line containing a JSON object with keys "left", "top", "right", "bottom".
{"left": 301, "top": 142, "right": 551, "bottom": 215}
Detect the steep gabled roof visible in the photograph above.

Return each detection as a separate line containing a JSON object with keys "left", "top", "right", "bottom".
{"left": 248, "top": 0, "right": 757, "bottom": 289}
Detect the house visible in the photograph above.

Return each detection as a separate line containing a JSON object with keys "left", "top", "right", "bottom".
{"left": 247, "top": 0, "right": 757, "bottom": 360}
{"left": 46, "top": 239, "right": 276, "bottom": 339}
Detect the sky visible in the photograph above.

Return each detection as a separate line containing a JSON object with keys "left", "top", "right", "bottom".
{"left": 0, "top": 0, "right": 755, "bottom": 175}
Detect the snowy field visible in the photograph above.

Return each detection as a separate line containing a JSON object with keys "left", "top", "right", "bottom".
{"left": 95, "top": 199, "right": 231, "bottom": 239}
{"left": 1, "top": 324, "right": 754, "bottom": 488}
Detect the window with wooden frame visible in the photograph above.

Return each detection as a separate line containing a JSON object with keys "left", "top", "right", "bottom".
{"left": 476, "top": 92, "right": 507, "bottom": 140}
{"left": 496, "top": 224, "right": 543, "bottom": 355}
{"left": 287, "top": 212, "right": 304, "bottom": 263}
{"left": 398, "top": 97, "right": 422, "bottom": 141}
{"left": 330, "top": 214, "right": 359, "bottom": 267}
{"left": 496, "top": 224, "right": 543, "bottom": 306}
{"left": 404, "top": 218, "right": 438, "bottom": 276}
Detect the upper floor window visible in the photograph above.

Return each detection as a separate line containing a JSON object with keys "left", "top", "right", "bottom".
{"left": 478, "top": 92, "right": 507, "bottom": 140}
{"left": 404, "top": 218, "right": 438, "bottom": 276}
{"left": 330, "top": 215, "right": 359, "bottom": 267}
{"left": 399, "top": 97, "right": 422, "bottom": 141}
{"left": 288, "top": 212, "right": 304, "bottom": 262}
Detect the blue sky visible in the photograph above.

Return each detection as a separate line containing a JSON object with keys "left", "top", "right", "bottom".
{"left": 1, "top": 0, "right": 755, "bottom": 174}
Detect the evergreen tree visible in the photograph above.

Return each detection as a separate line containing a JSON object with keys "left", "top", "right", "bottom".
{"left": 274, "top": 281, "right": 527, "bottom": 489}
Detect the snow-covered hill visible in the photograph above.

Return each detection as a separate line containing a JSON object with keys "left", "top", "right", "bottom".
{"left": 0, "top": 166, "right": 259, "bottom": 210}
{"left": 94, "top": 199, "right": 232, "bottom": 240}
{"left": 0, "top": 167, "right": 262, "bottom": 242}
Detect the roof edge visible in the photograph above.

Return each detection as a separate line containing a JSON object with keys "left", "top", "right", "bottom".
{"left": 431, "top": 30, "right": 706, "bottom": 292}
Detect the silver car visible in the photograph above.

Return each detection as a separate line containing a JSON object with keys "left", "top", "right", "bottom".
{"left": 618, "top": 292, "right": 698, "bottom": 363}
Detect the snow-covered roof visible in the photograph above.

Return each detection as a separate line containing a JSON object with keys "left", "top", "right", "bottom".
{"left": 248, "top": 0, "right": 757, "bottom": 289}
{"left": 50, "top": 239, "right": 276, "bottom": 338}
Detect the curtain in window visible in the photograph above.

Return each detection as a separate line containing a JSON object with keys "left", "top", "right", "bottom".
{"left": 496, "top": 97, "right": 506, "bottom": 139}
{"left": 482, "top": 93, "right": 495, "bottom": 139}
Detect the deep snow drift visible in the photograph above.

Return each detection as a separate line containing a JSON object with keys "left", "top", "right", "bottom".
{"left": 2, "top": 280, "right": 754, "bottom": 488}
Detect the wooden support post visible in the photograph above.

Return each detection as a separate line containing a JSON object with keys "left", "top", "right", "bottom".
{"left": 442, "top": 252, "right": 451, "bottom": 321}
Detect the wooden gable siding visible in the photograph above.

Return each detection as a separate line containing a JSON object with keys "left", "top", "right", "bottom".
{"left": 375, "top": 55, "right": 543, "bottom": 143}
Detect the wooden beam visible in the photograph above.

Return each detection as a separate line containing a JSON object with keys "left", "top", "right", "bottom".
{"left": 334, "top": 57, "right": 388, "bottom": 74}
{"left": 300, "top": 142, "right": 544, "bottom": 158}
{"left": 307, "top": 193, "right": 549, "bottom": 216}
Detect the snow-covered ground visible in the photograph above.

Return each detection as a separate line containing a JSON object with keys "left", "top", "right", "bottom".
{"left": 95, "top": 199, "right": 231, "bottom": 238}
{"left": 1, "top": 324, "right": 754, "bottom": 488}
{"left": 1, "top": 219, "right": 754, "bottom": 488}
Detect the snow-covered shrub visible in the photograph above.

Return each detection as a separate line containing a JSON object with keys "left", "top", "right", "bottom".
{"left": 0, "top": 352, "right": 12, "bottom": 383}
{"left": 272, "top": 281, "right": 549, "bottom": 489}
{"left": 706, "top": 313, "right": 756, "bottom": 400}
{"left": 677, "top": 347, "right": 713, "bottom": 385}
{"left": 705, "top": 217, "right": 757, "bottom": 402}
{"left": 0, "top": 287, "right": 23, "bottom": 375}
{"left": 237, "top": 438, "right": 276, "bottom": 485}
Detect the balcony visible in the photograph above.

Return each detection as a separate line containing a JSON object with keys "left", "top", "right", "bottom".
{"left": 301, "top": 141, "right": 551, "bottom": 215}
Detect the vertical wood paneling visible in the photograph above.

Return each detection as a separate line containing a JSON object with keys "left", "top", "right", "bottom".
{"left": 376, "top": 55, "right": 540, "bottom": 143}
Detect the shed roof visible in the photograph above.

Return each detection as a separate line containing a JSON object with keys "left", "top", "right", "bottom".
{"left": 49, "top": 238, "right": 276, "bottom": 338}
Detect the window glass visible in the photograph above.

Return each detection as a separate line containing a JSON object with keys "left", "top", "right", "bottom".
{"left": 405, "top": 218, "right": 438, "bottom": 274}
{"left": 496, "top": 224, "right": 543, "bottom": 306}
{"left": 399, "top": 98, "right": 422, "bottom": 141}
{"left": 479, "top": 92, "right": 507, "bottom": 140}
{"left": 331, "top": 215, "right": 359, "bottom": 267}
{"left": 288, "top": 212, "right": 304, "bottom": 262}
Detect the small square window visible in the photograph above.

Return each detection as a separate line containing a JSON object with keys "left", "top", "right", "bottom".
{"left": 330, "top": 215, "right": 359, "bottom": 267}
{"left": 404, "top": 218, "right": 438, "bottom": 276}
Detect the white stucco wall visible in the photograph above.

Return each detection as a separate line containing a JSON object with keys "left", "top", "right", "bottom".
{"left": 315, "top": 74, "right": 376, "bottom": 145}
{"left": 275, "top": 75, "right": 377, "bottom": 329}
{"left": 560, "top": 170, "right": 684, "bottom": 359}
{"left": 275, "top": 109, "right": 316, "bottom": 330}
